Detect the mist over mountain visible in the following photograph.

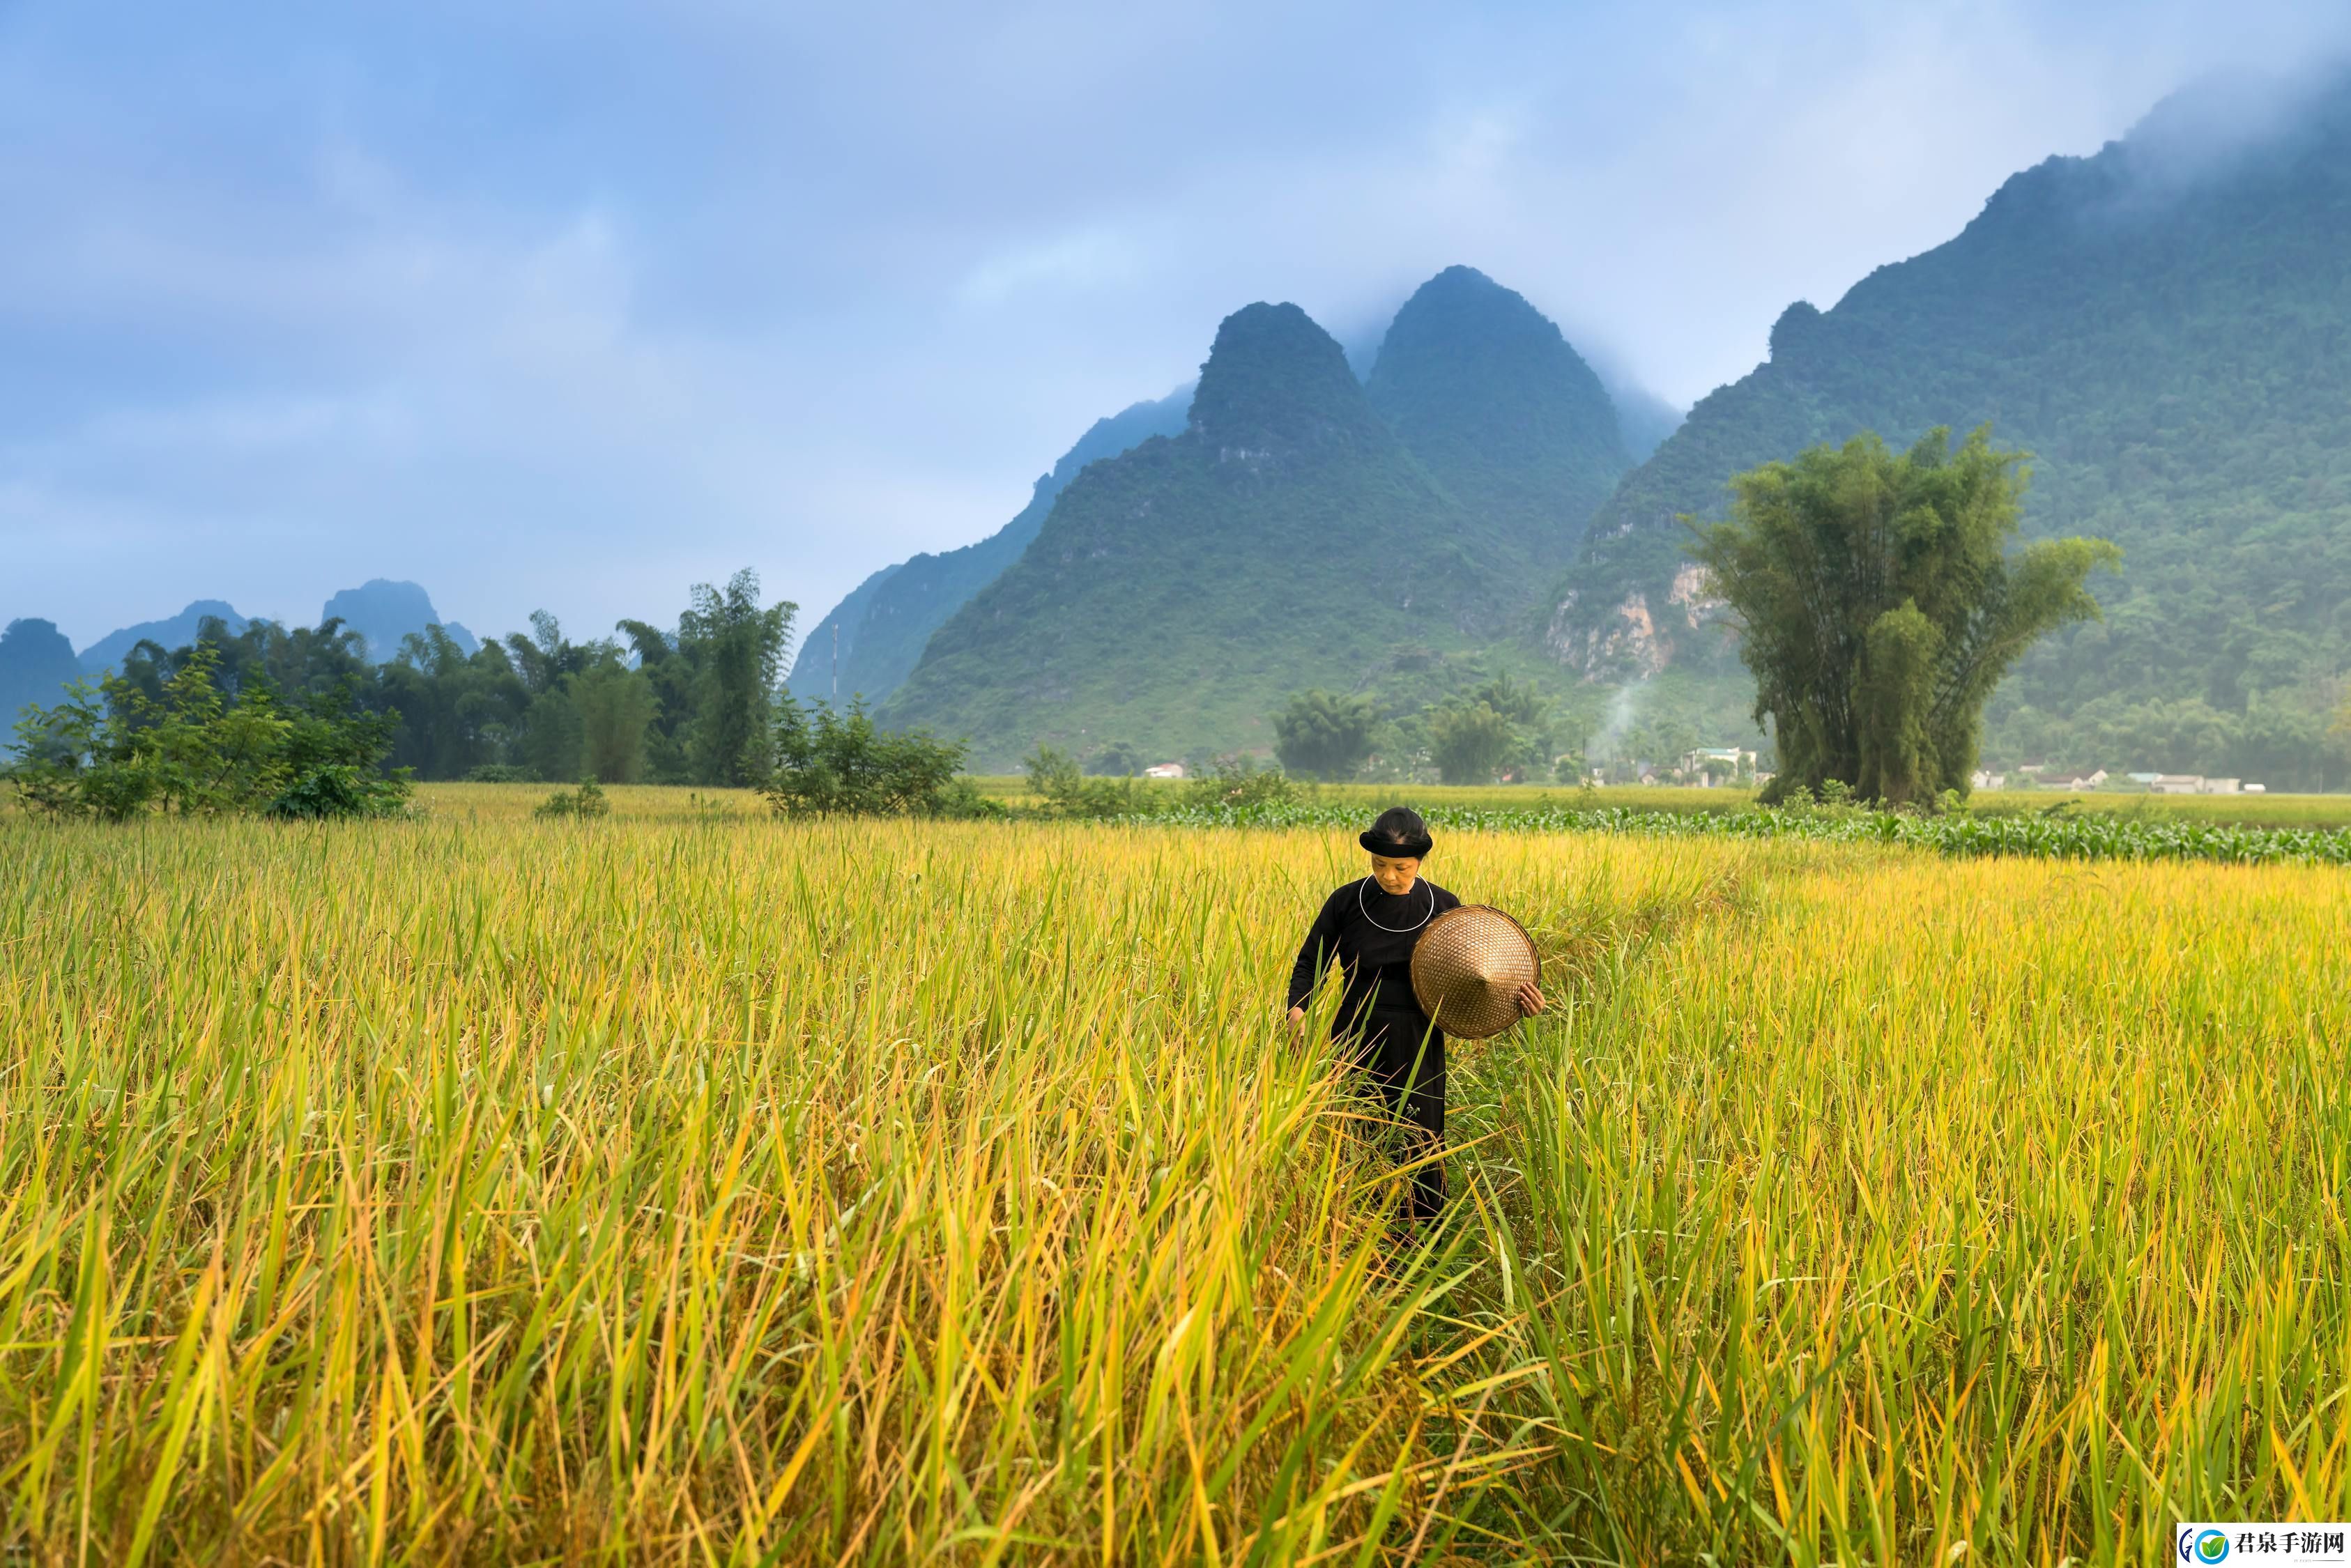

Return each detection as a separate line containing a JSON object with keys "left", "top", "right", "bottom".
{"left": 1551, "top": 69, "right": 2351, "bottom": 782}
{"left": 321, "top": 580, "right": 479, "bottom": 663}
{"left": 79, "top": 601, "right": 250, "bottom": 674}
{"left": 1605, "top": 381, "right": 1685, "bottom": 462}
{"left": 786, "top": 392, "right": 1189, "bottom": 706}
{"left": 881, "top": 279, "right": 1626, "bottom": 768}
{"left": 0, "top": 619, "right": 81, "bottom": 723}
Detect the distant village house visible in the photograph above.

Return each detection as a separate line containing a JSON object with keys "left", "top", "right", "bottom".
{"left": 1676, "top": 746, "right": 1756, "bottom": 786}
{"left": 2147, "top": 774, "right": 2246, "bottom": 794}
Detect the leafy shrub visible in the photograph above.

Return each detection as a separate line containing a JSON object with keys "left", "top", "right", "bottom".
{"left": 1186, "top": 757, "right": 1301, "bottom": 809}
{"left": 464, "top": 764, "right": 533, "bottom": 784}
{"left": 266, "top": 764, "right": 413, "bottom": 820}
{"left": 535, "top": 781, "right": 611, "bottom": 819}
{"left": 764, "top": 697, "right": 981, "bottom": 817}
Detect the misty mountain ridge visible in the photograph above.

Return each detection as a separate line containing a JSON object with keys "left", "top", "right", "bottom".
{"left": 1549, "top": 66, "right": 2351, "bottom": 783}
{"left": 790, "top": 269, "right": 1681, "bottom": 719}
{"left": 880, "top": 277, "right": 1634, "bottom": 767}
{"left": 78, "top": 600, "right": 252, "bottom": 674}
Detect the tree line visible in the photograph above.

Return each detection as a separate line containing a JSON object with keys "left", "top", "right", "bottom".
{"left": 70, "top": 568, "right": 799, "bottom": 788}
{"left": 8, "top": 567, "right": 1014, "bottom": 822}
{"left": 1265, "top": 676, "right": 1593, "bottom": 785}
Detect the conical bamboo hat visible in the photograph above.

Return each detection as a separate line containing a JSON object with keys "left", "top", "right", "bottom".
{"left": 1410, "top": 905, "right": 1539, "bottom": 1040}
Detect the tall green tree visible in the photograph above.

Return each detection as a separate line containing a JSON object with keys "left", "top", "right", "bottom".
{"left": 616, "top": 618, "right": 697, "bottom": 782}
{"left": 1272, "top": 689, "right": 1378, "bottom": 781}
{"left": 1426, "top": 699, "right": 1516, "bottom": 784}
{"left": 503, "top": 610, "right": 599, "bottom": 781}
{"left": 574, "top": 660, "right": 657, "bottom": 783}
{"left": 1690, "top": 427, "right": 2118, "bottom": 805}
{"left": 680, "top": 570, "right": 795, "bottom": 787}
{"left": 1468, "top": 672, "right": 1554, "bottom": 781}
{"left": 1469, "top": 673, "right": 1546, "bottom": 728}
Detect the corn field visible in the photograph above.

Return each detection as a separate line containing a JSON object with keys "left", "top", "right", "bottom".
{"left": 2, "top": 786, "right": 2345, "bottom": 1562}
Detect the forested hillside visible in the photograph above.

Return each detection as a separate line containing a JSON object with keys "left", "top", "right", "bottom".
{"left": 782, "top": 563, "right": 898, "bottom": 703}
{"left": 1553, "top": 73, "right": 2351, "bottom": 786}
{"left": 786, "top": 392, "right": 1188, "bottom": 706}
{"left": 880, "top": 302, "right": 1533, "bottom": 767}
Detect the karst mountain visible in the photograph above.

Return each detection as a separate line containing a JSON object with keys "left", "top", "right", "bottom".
{"left": 877, "top": 274, "right": 1634, "bottom": 767}
{"left": 1551, "top": 72, "right": 2351, "bottom": 771}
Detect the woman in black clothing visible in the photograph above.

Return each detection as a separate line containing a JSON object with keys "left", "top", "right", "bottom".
{"left": 1285, "top": 806, "right": 1542, "bottom": 1222}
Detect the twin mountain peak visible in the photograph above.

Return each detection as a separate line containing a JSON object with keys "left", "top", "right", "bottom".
{"left": 801, "top": 265, "right": 1640, "bottom": 766}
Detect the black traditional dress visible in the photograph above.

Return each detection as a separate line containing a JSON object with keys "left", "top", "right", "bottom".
{"left": 1287, "top": 877, "right": 1461, "bottom": 1219}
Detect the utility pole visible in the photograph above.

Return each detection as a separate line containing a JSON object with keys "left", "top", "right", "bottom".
{"left": 831, "top": 622, "right": 838, "bottom": 704}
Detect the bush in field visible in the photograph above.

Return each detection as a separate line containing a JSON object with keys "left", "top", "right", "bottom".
{"left": 1025, "top": 746, "right": 1147, "bottom": 819}
{"left": 765, "top": 695, "right": 985, "bottom": 817}
{"left": 1186, "top": 756, "right": 1301, "bottom": 808}
{"left": 8, "top": 643, "right": 410, "bottom": 821}
{"left": 534, "top": 780, "right": 612, "bottom": 820}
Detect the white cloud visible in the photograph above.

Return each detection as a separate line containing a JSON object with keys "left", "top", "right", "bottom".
{"left": 956, "top": 226, "right": 1146, "bottom": 305}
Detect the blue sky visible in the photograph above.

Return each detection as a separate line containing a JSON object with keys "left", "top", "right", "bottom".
{"left": 5, "top": 1, "right": 2348, "bottom": 651}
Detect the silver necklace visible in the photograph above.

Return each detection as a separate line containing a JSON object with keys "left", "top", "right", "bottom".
{"left": 1357, "top": 877, "right": 1434, "bottom": 932}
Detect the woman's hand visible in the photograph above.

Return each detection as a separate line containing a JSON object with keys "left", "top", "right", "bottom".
{"left": 1286, "top": 1006, "right": 1308, "bottom": 1036}
{"left": 1515, "top": 981, "right": 1545, "bottom": 1017}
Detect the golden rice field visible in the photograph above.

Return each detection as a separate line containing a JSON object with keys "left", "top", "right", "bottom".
{"left": 3, "top": 783, "right": 2347, "bottom": 1563}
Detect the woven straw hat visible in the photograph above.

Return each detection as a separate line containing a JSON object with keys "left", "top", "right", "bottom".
{"left": 1410, "top": 905, "right": 1540, "bottom": 1040}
